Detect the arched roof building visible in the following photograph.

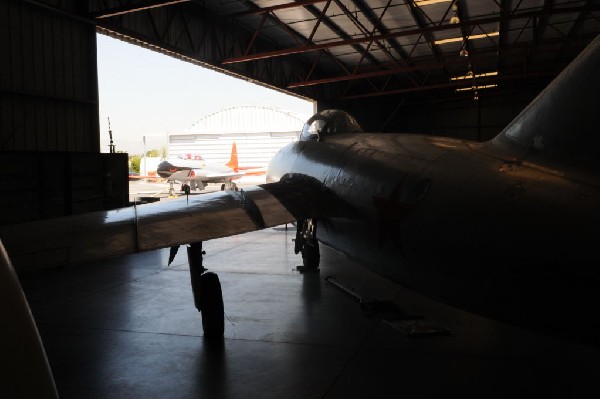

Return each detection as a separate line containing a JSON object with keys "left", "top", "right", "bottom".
{"left": 169, "top": 105, "right": 310, "bottom": 167}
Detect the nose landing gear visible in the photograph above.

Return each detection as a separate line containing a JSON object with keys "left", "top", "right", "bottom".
{"left": 295, "top": 219, "right": 320, "bottom": 272}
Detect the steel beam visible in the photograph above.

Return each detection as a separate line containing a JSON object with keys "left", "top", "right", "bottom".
{"left": 229, "top": 0, "right": 328, "bottom": 17}
{"left": 497, "top": 0, "right": 511, "bottom": 73}
{"left": 405, "top": 0, "right": 443, "bottom": 60}
{"left": 302, "top": 3, "right": 381, "bottom": 66}
{"left": 221, "top": 4, "right": 600, "bottom": 64}
{"left": 288, "top": 61, "right": 452, "bottom": 88}
{"left": 348, "top": 0, "right": 410, "bottom": 61}
{"left": 322, "top": 33, "right": 596, "bottom": 93}
{"left": 91, "top": 0, "right": 191, "bottom": 19}
{"left": 341, "top": 71, "right": 555, "bottom": 100}
{"left": 333, "top": 0, "right": 398, "bottom": 64}
{"left": 556, "top": 0, "right": 592, "bottom": 59}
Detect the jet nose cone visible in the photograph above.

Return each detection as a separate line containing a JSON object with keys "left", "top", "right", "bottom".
{"left": 157, "top": 161, "right": 171, "bottom": 171}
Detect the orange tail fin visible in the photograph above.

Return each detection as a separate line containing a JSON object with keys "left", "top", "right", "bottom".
{"left": 225, "top": 142, "right": 239, "bottom": 172}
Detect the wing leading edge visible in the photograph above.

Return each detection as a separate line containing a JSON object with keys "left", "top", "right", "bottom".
{"left": 0, "top": 176, "right": 355, "bottom": 272}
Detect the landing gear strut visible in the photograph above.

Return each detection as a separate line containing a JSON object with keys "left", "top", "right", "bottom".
{"left": 168, "top": 181, "right": 176, "bottom": 198}
{"left": 187, "top": 242, "right": 224, "bottom": 339}
{"left": 221, "top": 182, "right": 238, "bottom": 191}
{"left": 295, "top": 219, "right": 320, "bottom": 271}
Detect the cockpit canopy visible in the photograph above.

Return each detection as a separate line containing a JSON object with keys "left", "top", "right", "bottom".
{"left": 300, "top": 110, "right": 363, "bottom": 141}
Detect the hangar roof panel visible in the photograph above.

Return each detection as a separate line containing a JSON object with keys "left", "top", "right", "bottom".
{"left": 90, "top": 0, "right": 600, "bottom": 102}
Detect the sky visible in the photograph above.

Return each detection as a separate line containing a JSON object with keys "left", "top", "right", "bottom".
{"left": 97, "top": 34, "right": 314, "bottom": 154}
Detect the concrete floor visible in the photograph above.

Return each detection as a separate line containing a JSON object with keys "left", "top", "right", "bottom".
{"left": 19, "top": 223, "right": 600, "bottom": 398}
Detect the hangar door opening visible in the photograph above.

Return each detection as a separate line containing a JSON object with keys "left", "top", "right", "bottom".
{"left": 97, "top": 34, "right": 313, "bottom": 160}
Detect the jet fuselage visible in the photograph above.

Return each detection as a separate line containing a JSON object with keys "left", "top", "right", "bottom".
{"left": 267, "top": 132, "right": 600, "bottom": 342}
{"left": 157, "top": 157, "right": 244, "bottom": 191}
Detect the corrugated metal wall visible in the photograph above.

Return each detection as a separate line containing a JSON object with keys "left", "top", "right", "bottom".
{"left": 0, "top": 151, "right": 128, "bottom": 226}
{"left": 0, "top": 0, "right": 99, "bottom": 152}
{"left": 169, "top": 132, "right": 300, "bottom": 167}
{"left": 0, "top": 1, "right": 128, "bottom": 225}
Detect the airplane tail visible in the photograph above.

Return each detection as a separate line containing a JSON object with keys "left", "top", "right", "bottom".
{"left": 492, "top": 34, "right": 600, "bottom": 163}
{"left": 225, "top": 142, "right": 239, "bottom": 172}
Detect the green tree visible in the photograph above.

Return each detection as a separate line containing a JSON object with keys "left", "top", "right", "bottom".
{"left": 146, "top": 149, "right": 160, "bottom": 157}
{"left": 129, "top": 155, "right": 141, "bottom": 173}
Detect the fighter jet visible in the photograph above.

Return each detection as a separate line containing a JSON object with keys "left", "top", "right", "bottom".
{"left": 2, "top": 33, "right": 600, "bottom": 398}
{"left": 156, "top": 143, "right": 245, "bottom": 193}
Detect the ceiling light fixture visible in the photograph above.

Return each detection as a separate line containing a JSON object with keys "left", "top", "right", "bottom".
{"left": 451, "top": 71, "right": 498, "bottom": 80}
{"left": 455, "top": 84, "right": 497, "bottom": 92}
{"left": 414, "top": 0, "right": 453, "bottom": 6}
{"left": 434, "top": 31, "right": 500, "bottom": 45}
{"left": 451, "top": 2, "right": 460, "bottom": 23}
{"left": 450, "top": 10, "right": 460, "bottom": 24}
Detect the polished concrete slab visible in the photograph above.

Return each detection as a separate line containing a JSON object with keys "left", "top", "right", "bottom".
{"left": 19, "top": 226, "right": 600, "bottom": 398}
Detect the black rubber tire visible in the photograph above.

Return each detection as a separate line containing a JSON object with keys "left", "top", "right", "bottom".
{"left": 198, "top": 272, "right": 225, "bottom": 339}
{"left": 183, "top": 184, "right": 191, "bottom": 195}
{"left": 221, "top": 183, "right": 226, "bottom": 191}
{"left": 301, "top": 241, "right": 320, "bottom": 269}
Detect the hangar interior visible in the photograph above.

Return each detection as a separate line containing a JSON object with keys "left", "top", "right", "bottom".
{"left": 2, "top": 0, "right": 600, "bottom": 398}
{"left": 2, "top": 0, "right": 600, "bottom": 222}
{"left": 2, "top": 0, "right": 600, "bottom": 213}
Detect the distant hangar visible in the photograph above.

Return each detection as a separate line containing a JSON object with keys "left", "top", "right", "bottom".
{"left": 168, "top": 105, "right": 310, "bottom": 167}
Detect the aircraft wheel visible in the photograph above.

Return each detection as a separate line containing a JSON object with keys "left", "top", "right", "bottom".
{"left": 221, "top": 183, "right": 226, "bottom": 191}
{"left": 182, "top": 184, "right": 191, "bottom": 195}
{"left": 198, "top": 272, "right": 225, "bottom": 339}
{"left": 301, "top": 241, "right": 320, "bottom": 269}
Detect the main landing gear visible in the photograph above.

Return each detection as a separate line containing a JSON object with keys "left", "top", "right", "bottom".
{"left": 168, "top": 181, "right": 177, "bottom": 198}
{"left": 180, "top": 220, "right": 319, "bottom": 338}
{"left": 187, "top": 242, "right": 224, "bottom": 339}
{"left": 220, "top": 182, "right": 239, "bottom": 191}
{"left": 295, "top": 219, "right": 320, "bottom": 271}
{"left": 167, "top": 181, "right": 191, "bottom": 197}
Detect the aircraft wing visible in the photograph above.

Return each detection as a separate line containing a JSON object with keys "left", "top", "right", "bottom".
{"left": 166, "top": 169, "right": 244, "bottom": 184}
{"left": 165, "top": 170, "right": 193, "bottom": 181}
{"left": 0, "top": 176, "right": 357, "bottom": 272}
{"left": 203, "top": 171, "right": 245, "bottom": 181}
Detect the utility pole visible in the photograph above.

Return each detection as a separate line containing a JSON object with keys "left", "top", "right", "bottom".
{"left": 108, "top": 117, "right": 116, "bottom": 153}
{"left": 143, "top": 135, "right": 147, "bottom": 176}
